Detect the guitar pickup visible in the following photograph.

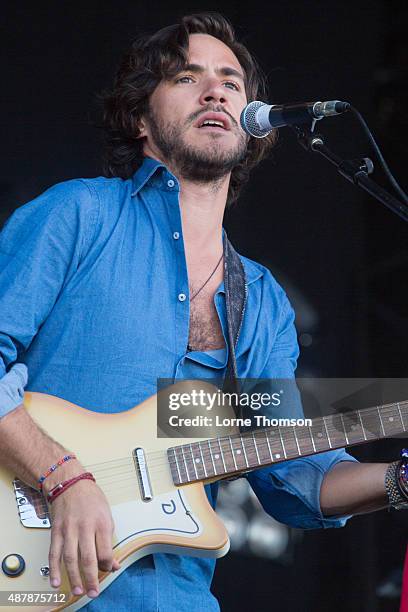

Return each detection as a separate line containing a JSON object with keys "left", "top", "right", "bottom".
{"left": 133, "top": 448, "right": 153, "bottom": 501}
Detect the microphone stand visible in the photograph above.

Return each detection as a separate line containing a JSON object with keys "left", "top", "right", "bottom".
{"left": 292, "top": 124, "right": 408, "bottom": 223}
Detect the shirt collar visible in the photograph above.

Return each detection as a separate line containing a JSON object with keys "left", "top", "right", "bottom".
{"left": 215, "top": 257, "right": 263, "bottom": 297}
{"left": 131, "top": 157, "right": 172, "bottom": 196}
{"left": 131, "top": 158, "right": 264, "bottom": 288}
{"left": 242, "top": 256, "right": 264, "bottom": 286}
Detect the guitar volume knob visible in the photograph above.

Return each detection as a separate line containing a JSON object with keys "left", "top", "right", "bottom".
{"left": 2, "top": 554, "right": 25, "bottom": 577}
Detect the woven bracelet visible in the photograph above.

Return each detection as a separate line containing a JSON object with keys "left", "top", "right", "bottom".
{"left": 47, "top": 472, "right": 96, "bottom": 504}
{"left": 38, "top": 454, "right": 77, "bottom": 490}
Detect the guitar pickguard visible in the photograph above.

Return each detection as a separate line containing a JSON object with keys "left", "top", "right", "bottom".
{"left": 112, "top": 488, "right": 202, "bottom": 548}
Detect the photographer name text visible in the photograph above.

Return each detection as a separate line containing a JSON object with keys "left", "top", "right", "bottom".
{"left": 167, "top": 415, "right": 312, "bottom": 428}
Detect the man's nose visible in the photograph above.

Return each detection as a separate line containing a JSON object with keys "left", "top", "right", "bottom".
{"left": 199, "top": 80, "right": 227, "bottom": 106}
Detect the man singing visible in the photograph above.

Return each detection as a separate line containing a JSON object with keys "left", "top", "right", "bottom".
{"left": 0, "top": 12, "right": 406, "bottom": 611}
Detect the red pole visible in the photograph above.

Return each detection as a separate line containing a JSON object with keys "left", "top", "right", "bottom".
{"left": 401, "top": 546, "right": 408, "bottom": 612}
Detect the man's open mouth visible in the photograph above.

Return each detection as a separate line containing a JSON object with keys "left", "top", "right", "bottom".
{"left": 194, "top": 113, "right": 231, "bottom": 131}
{"left": 199, "top": 120, "right": 226, "bottom": 130}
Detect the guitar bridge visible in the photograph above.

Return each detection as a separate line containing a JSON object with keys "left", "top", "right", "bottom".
{"left": 13, "top": 479, "right": 51, "bottom": 528}
{"left": 133, "top": 448, "right": 153, "bottom": 501}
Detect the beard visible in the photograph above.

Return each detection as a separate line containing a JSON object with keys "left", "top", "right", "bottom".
{"left": 145, "top": 105, "right": 249, "bottom": 183}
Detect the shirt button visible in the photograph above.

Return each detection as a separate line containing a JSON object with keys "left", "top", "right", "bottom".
{"left": 173, "top": 231, "right": 180, "bottom": 240}
{"left": 167, "top": 179, "right": 175, "bottom": 188}
{"left": 178, "top": 293, "right": 187, "bottom": 302}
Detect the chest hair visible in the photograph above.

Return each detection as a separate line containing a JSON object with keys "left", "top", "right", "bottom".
{"left": 188, "top": 288, "right": 225, "bottom": 351}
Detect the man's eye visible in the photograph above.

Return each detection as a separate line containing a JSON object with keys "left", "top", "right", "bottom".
{"left": 176, "top": 76, "right": 194, "bottom": 84}
{"left": 224, "top": 81, "right": 239, "bottom": 90}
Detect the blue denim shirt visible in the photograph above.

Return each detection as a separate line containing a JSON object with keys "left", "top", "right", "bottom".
{"left": 0, "top": 157, "right": 357, "bottom": 611}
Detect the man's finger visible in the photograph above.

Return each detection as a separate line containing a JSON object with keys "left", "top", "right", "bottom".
{"left": 62, "top": 538, "right": 84, "bottom": 596}
{"left": 95, "top": 529, "right": 115, "bottom": 573}
{"left": 49, "top": 527, "right": 63, "bottom": 588}
{"left": 78, "top": 535, "right": 100, "bottom": 598}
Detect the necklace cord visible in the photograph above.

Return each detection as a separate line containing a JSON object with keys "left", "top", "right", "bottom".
{"left": 190, "top": 253, "right": 224, "bottom": 302}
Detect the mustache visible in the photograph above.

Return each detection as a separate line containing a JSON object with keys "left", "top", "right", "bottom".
{"left": 188, "top": 106, "right": 238, "bottom": 129}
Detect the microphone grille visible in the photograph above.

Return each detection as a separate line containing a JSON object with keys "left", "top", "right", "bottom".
{"left": 240, "top": 101, "right": 271, "bottom": 138}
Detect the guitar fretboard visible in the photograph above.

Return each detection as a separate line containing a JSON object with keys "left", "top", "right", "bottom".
{"left": 167, "top": 400, "right": 408, "bottom": 485}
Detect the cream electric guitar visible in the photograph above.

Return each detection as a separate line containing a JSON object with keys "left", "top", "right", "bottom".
{"left": 0, "top": 383, "right": 407, "bottom": 611}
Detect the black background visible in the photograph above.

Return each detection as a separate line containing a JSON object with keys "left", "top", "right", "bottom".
{"left": 2, "top": 2, "right": 407, "bottom": 611}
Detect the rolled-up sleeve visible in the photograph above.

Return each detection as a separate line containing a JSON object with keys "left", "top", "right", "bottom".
{"left": 247, "top": 287, "right": 358, "bottom": 529}
{"left": 0, "top": 363, "right": 28, "bottom": 418}
{"left": 0, "top": 180, "right": 98, "bottom": 418}
{"left": 247, "top": 450, "right": 358, "bottom": 529}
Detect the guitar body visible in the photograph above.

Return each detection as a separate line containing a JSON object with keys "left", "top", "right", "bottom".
{"left": 0, "top": 388, "right": 231, "bottom": 611}
{"left": 3, "top": 383, "right": 403, "bottom": 610}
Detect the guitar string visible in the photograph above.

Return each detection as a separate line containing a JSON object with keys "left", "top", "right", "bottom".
{"left": 83, "top": 401, "right": 405, "bottom": 474}
{"left": 85, "top": 426, "right": 308, "bottom": 474}
{"left": 35, "top": 442, "right": 408, "bottom": 502}
{"left": 83, "top": 432, "right": 406, "bottom": 483}
{"left": 83, "top": 424, "right": 406, "bottom": 488}
{"left": 50, "top": 404, "right": 404, "bottom": 487}
{"left": 26, "top": 406, "right": 405, "bottom": 513}
{"left": 70, "top": 418, "right": 379, "bottom": 498}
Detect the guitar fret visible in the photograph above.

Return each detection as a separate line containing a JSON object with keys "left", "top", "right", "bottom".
{"left": 218, "top": 439, "right": 227, "bottom": 473}
{"left": 340, "top": 413, "right": 349, "bottom": 444}
{"left": 252, "top": 432, "right": 261, "bottom": 464}
{"left": 311, "top": 419, "right": 330, "bottom": 450}
{"left": 230, "top": 437, "right": 248, "bottom": 470}
{"left": 278, "top": 428, "right": 287, "bottom": 458}
{"left": 181, "top": 446, "right": 191, "bottom": 481}
{"left": 229, "top": 438, "right": 238, "bottom": 471}
{"left": 397, "top": 403, "right": 406, "bottom": 431}
{"left": 360, "top": 407, "right": 383, "bottom": 439}
{"left": 293, "top": 428, "right": 301, "bottom": 455}
{"left": 295, "top": 426, "right": 315, "bottom": 454}
{"left": 170, "top": 449, "right": 181, "bottom": 484}
{"left": 322, "top": 418, "right": 332, "bottom": 449}
{"left": 209, "top": 439, "right": 225, "bottom": 475}
{"left": 377, "top": 406, "right": 385, "bottom": 436}
{"left": 308, "top": 425, "right": 317, "bottom": 451}
{"left": 240, "top": 436, "right": 249, "bottom": 467}
{"left": 208, "top": 440, "right": 217, "bottom": 475}
{"left": 219, "top": 437, "right": 237, "bottom": 472}
{"left": 198, "top": 442, "right": 208, "bottom": 478}
{"left": 400, "top": 402, "right": 408, "bottom": 430}
{"left": 189, "top": 445, "right": 198, "bottom": 479}
{"left": 175, "top": 447, "right": 189, "bottom": 483}
{"left": 264, "top": 430, "right": 273, "bottom": 461}
{"left": 358, "top": 411, "right": 367, "bottom": 440}
{"left": 189, "top": 443, "right": 198, "bottom": 479}
{"left": 327, "top": 414, "right": 347, "bottom": 446}
{"left": 190, "top": 442, "right": 206, "bottom": 480}
{"left": 253, "top": 431, "right": 271, "bottom": 464}
{"left": 272, "top": 427, "right": 293, "bottom": 459}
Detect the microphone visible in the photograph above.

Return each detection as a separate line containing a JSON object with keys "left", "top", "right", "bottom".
{"left": 240, "top": 99, "right": 351, "bottom": 137}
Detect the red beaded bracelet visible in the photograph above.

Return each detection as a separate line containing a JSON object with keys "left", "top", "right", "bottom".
{"left": 47, "top": 472, "right": 96, "bottom": 504}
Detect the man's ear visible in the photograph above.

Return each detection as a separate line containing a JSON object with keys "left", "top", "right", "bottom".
{"left": 136, "top": 117, "right": 147, "bottom": 139}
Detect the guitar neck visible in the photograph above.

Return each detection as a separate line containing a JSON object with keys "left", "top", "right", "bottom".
{"left": 168, "top": 400, "right": 408, "bottom": 485}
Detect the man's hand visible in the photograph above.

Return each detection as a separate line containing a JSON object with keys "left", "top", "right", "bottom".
{"left": 48, "top": 479, "right": 121, "bottom": 599}
{"left": 0, "top": 404, "right": 120, "bottom": 599}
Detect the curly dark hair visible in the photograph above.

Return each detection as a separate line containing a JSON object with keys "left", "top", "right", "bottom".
{"left": 101, "top": 12, "right": 277, "bottom": 206}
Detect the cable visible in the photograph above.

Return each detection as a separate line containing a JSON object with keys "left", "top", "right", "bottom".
{"left": 349, "top": 105, "right": 408, "bottom": 205}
